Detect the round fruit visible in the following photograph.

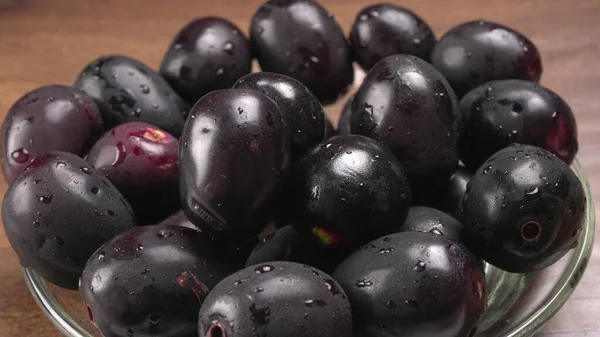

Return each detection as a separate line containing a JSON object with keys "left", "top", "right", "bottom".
{"left": 429, "top": 167, "right": 472, "bottom": 222}
{"left": 333, "top": 231, "right": 486, "bottom": 337}
{"left": 459, "top": 79, "right": 578, "bottom": 169}
{"left": 1, "top": 85, "right": 103, "bottom": 183}
{"left": 350, "top": 55, "right": 460, "bottom": 198}
{"left": 160, "top": 17, "right": 252, "bottom": 105}
{"left": 282, "top": 135, "right": 411, "bottom": 249}
{"left": 80, "top": 225, "right": 235, "bottom": 337}
{"left": 245, "top": 225, "right": 349, "bottom": 273}
{"left": 464, "top": 144, "right": 585, "bottom": 272}
{"left": 250, "top": 0, "right": 354, "bottom": 104}
{"left": 74, "top": 55, "right": 189, "bottom": 137}
{"left": 2, "top": 152, "right": 136, "bottom": 289}
{"left": 399, "top": 206, "right": 467, "bottom": 244}
{"left": 198, "top": 261, "right": 353, "bottom": 337}
{"left": 179, "top": 89, "right": 290, "bottom": 244}
{"left": 86, "top": 122, "right": 179, "bottom": 225}
{"left": 349, "top": 3, "right": 436, "bottom": 70}
{"left": 431, "top": 20, "right": 542, "bottom": 97}
{"left": 233, "top": 72, "right": 326, "bottom": 159}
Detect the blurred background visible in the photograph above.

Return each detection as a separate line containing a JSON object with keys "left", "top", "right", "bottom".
{"left": 0, "top": 1, "right": 599, "bottom": 336}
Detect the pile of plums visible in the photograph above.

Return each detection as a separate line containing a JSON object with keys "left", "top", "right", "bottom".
{"left": 1, "top": 1, "right": 585, "bottom": 337}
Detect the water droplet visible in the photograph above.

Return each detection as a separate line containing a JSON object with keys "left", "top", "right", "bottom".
{"left": 304, "top": 300, "right": 327, "bottom": 307}
{"left": 234, "top": 278, "right": 250, "bottom": 285}
{"left": 32, "top": 220, "right": 40, "bottom": 228}
{"left": 223, "top": 42, "right": 234, "bottom": 54}
{"left": 38, "top": 195, "right": 52, "bottom": 204}
{"left": 360, "top": 14, "right": 368, "bottom": 21}
{"left": 137, "top": 244, "right": 144, "bottom": 251}
{"left": 98, "top": 252, "right": 105, "bottom": 260}
{"left": 140, "top": 84, "right": 150, "bottom": 94}
{"left": 355, "top": 279, "right": 373, "bottom": 288}
{"left": 255, "top": 287, "right": 264, "bottom": 293}
{"left": 54, "top": 236, "right": 64, "bottom": 246}
{"left": 132, "top": 108, "right": 142, "bottom": 117}
{"left": 91, "top": 187, "right": 100, "bottom": 194}
{"left": 379, "top": 248, "right": 393, "bottom": 254}
{"left": 80, "top": 167, "right": 91, "bottom": 174}
{"left": 525, "top": 187, "right": 539, "bottom": 198}
{"left": 238, "top": 107, "right": 244, "bottom": 114}
{"left": 255, "top": 265, "right": 274, "bottom": 273}
{"left": 414, "top": 261, "right": 426, "bottom": 272}
{"left": 466, "top": 52, "right": 472, "bottom": 58}
{"left": 405, "top": 299, "right": 420, "bottom": 310}
{"left": 310, "top": 56, "right": 319, "bottom": 63}
{"left": 11, "top": 148, "right": 29, "bottom": 163}
{"left": 413, "top": 38, "right": 421, "bottom": 45}
{"left": 483, "top": 165, "right": 492, "bottom": 174}
{"left": 385, "top": 300, "right": 397, "bottom": 309}
{"left": 216, "top": 68, "right": 224, "bottom": 76}
{"left": 429, "top": 228, "right": 443, "bottom": 236}
{"left": 149, "top": 314, "right": 162, "bottom": 325}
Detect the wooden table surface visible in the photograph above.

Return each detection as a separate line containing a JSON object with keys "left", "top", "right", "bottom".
{"left": 0, "top": 0, "right": 599, "bottom": 336}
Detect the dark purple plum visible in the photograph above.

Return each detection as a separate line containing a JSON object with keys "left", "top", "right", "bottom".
{"left": 2, "top": 152, "right": 136, "bottom": 289}
{"left": 245, "top": 225, "right": 349, "bottom": 274}
{"left": 86, "top": 122, "right": 179, "bottom": 225}
{"left": 464, "top": 144, "right": 585, "bottom": 273}
{"left": 160, "top": 17, "right": 252, "bottom": 105}
{"left": 282, "top": 135, "right": 411, "bottom": 249}
{"left": 250, "top": 0, "right": 354, "bottom": 104}
{"left": 74, "top": 55, "right": 189, "bottom": 137}
{"left": 233, "top": 72, "right": 326, "bottom": 159}
{"left": 80, "top": 225, "right": 235, "bottom": 337}
{"left": 431, "top": 20, "right": 542, "bottom": 97}
{"left": 179, "top": 89, "right": 290, "bottom": 244}
{"left": 1, "top": 85, "right": 103, "bottom": 183}
{"left": 198, "top": 261, "right": 352, "bottom": 337}
{"left": 337, "top": 95, "right": 353, "bottom": 135}
{"left": 333, "top": 232, "right": 486, "bottom": 337}
{"left": 399, "top": 206, "right": 468, "bottom": 244}
{"left": 350, "top": 55, "right": 460, "bottom": 199}
{"left": 349, "top": 3, "right": 436, "bottom": 70}
{"left": 429, "top": 167, "right": 472, "bottom": 222}
{"left": 459, "top": 79, "right": 578, "bottom": 170}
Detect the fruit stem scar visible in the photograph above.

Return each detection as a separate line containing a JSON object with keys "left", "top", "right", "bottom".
{"left": 208, "top": 322, "right": 227, "bottom": 337}
{"left": 520, "top": 220, "right": 542, "bottom": 244}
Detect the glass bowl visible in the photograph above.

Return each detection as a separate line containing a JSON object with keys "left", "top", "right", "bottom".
{"left": 22, "top": 159, "right": 594, "bottom": 337}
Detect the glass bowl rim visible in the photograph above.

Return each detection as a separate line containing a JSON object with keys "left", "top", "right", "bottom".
{"left": 21, "top": 159, "right": 595, "bottom": 337}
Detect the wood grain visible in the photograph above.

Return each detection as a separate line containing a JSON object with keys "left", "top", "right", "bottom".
{"left": 0, "top": 0, "right": 599, "bottom": 336}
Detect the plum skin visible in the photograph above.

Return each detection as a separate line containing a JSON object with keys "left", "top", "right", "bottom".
{"left": 350, "top": 55, "right": 461, "bottom": 199}
{"left": 86, "top": 122, "right": 179, "bottom": 225}
{"left": 463, "top": 144, "right": 585, "bottom": 273}
{"left": 2, "top": 151, "right": 136, "bottom": 289}
{"left": 233, "top": 72, "right": 327, "bottom": 160}
{"left": 333, "top": 232, "right": 486, "bottom": 337}
{"left": 179, "top": 89, "right": 290, "bottom": 244}
{"left": 349, "top": 3, "right": 436, "bottom": 70}
{"left": 250, "top": 0, "right": 354, "bottom": 105}
{"left": 75, "top": 55, "right": 189, "bottom": 137}
{"left": 458, "top": 79, "right": 578, "bottom": 170}
{"left": 80, "top": 225, "right": 236, "bottom": 337}
{"left": 1, "top": 85, "right": 103, "bottom": 183}
{"left": 198, "top": 261, "right": 353, "bottom": 337}
{"left": 282, "top": 135, "right": 412, "bottom": 249}
{"left": 160, "top": 17, "right": 252, "bottom": 105}
{"left": 431, "top": 20, "right": 543, "bottom": 97}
